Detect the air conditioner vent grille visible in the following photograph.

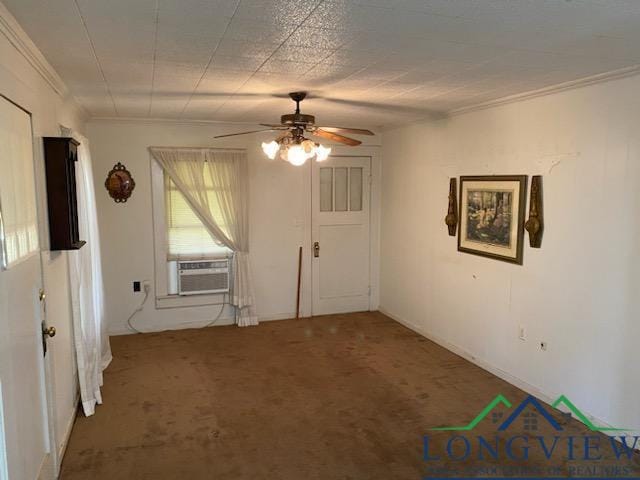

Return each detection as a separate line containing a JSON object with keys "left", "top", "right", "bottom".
{"left": 178, "top": 259, "right": 230, "bottom": 295}
{"left": 181, "top": 273, "right": 228, "bottom": 292}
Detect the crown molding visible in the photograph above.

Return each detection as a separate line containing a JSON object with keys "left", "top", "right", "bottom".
{"left": 83, "top": 62, "right": 640, "bottom": 130}
{"left": 91, "top": 62, "right": 640, "bottom": 129}
{"left": 0, "top": 2, "right": 67, "bottom": 97}
{"left": 449, "top": 63, "right": 640, "bottom": 117}
{"left": 88, "top": 116, "right": 265, "bottom": 127}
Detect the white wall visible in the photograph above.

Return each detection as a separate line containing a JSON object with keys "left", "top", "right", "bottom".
{"left": 380, "top": 74, "right": 640, "bottom": 432}
{"left": 87, "top": 120, "right": 381, "bottom": 335}
{"left": 0, "top": 1, "right": 86, "bottom": 471}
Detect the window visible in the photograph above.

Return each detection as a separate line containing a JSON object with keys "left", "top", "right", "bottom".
{"left": 0, "top": 97, "right": 38, "bottom": 269}
{"left": 152, "top": 161, "right": 232, "bottom": 305}
{"left": 164, "top": 172, "right": 230, "bottom": 296}
{"left": 319, "top": 166, "right": 364, "bottom": 213}
{"left": 164, "top": 173, "right": 229, "bottom": 260}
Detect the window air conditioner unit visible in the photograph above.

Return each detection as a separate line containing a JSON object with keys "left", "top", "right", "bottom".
{"left": 177, "top": 259, "right": 230, "bottom": 295}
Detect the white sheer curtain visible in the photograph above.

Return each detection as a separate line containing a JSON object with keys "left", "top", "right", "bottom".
{"left": 69, "top": 133, "right": 112, "bottom": 416}
{"left": 149, "top": 147, "right": 257, "bottom": 326}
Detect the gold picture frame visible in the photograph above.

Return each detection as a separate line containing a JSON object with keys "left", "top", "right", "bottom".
{"left": 458, "top": 175, "right": 527, "bottom": 265}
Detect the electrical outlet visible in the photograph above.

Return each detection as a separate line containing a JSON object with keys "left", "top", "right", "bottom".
{"left": 133, "top": 281, "right": 141, "bottom": 292}
{"left": 540, "top": 341, "right": 548, "bottom": 351}
{"left": 518, "top": 325, "right": 526, "bottom": 341}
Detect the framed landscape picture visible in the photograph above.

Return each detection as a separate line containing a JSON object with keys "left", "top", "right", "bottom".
{"left": 458, "top": 175, "right": 527, "bottom": 264}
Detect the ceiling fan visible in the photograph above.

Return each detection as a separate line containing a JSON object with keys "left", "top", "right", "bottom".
{"left": 214, "top": 92, "right": 374, "bottom": 165}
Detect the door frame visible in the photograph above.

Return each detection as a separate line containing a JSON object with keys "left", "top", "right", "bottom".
{"left": 0, "top": 94, "right": 57, "bottom": 479}
{"left": 301, "top": 146, "right": 381, "bottom": 318}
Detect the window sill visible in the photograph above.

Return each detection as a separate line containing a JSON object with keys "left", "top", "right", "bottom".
{"left": 155, "top": 293, "right": 227, "bottom": 310}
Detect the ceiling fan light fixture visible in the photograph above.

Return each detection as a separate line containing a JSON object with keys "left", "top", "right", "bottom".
{"left": 216, "top": 91, "right": 374, "bottom": 163}
{"left": 262, "top": 135, "right": 330, "bottom": 165}
{"left": 216, "top": 91, "right": 374, "bottom": 166}
{"left": 261, "top": 140, "right": 279, "bottom": 160}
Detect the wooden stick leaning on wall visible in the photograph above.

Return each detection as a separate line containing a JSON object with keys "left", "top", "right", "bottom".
{"left": 296, "top": 246, "right": 302, "bottom": 318}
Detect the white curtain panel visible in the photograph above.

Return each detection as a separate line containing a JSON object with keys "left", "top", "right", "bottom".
{"left": 149, "top": 147, "right": 258, "bottom": 326}
{"left": 70, "top": 135, "right": 112, "bottom": 416}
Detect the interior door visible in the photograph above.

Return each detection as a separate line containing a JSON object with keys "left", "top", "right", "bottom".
{"left": 311, "top": 156, "right": 371, "bottom": 315}
{"left": 0, "top": 96, "right": 54, "bottom": 480}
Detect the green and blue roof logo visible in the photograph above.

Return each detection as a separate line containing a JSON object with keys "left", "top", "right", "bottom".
{"left": 430, "top": 394, "right": 627, "bottom": 432}
{"left": 423, "top": 393, "right": 639, "bottom": 476}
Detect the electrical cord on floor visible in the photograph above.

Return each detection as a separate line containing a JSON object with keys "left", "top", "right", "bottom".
{"left": 126, "top": 283, "right": 150, "bottom": 334}
{"left": 204, "top": 293, "right": 228, "bottom": 327}
{"left": 127, "top": 287, "right": 229, "bottom": 332}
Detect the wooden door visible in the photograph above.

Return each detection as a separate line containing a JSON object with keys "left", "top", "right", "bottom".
{"left": 311, "top": 156, "right": 371, "bottom": 315}
{"left": 0, "top": 96, "right": 54, "bottom": 480}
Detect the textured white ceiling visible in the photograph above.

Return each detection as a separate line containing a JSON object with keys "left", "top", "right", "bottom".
{"left": 5, "top": 0, "right": 640, "bottom": 128}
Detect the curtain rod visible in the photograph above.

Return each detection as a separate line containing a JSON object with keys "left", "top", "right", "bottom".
{"left": 149, "top": 146, "right": 247, "bottom": 152}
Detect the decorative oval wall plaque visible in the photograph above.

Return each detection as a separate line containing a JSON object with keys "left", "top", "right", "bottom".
{"left": 105, "top": 162, "right": 135, "bottom": 203}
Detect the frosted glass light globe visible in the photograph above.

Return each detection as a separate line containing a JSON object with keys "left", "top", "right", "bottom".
{"left": 315, "top": 144, "right": 331, "bottom": 162}
{"left": 287, "top": 145, "right": 308, "bottom": 166}
{"left": 261, "top": 141, "right": 279, "bottom": 160}
{"left": 301, "top": 139, "right": 316, "bottom": 155}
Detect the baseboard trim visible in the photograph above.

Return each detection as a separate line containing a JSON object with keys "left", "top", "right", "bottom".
{"left": 378, "top": 307, "right": 634, "bottom": 438}
{"left": 258, "top": 312, "right": 298, "bottom": 322}
{"left": 56, "top": 396, "right": 78, "bottom": 476}
{"left": 109, "top": 312, "right": 304, "bottom": 335}
{"left": 109, "top": 315, "right": 236, "bottom": 335}
{"left": 36, "top": 453, "right": 51, "bottom": 480}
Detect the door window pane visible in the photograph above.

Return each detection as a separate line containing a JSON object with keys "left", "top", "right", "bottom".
{"left": 0, "top": 98, "right": 38, "bottom": 268}
{"left": 319, "top": 168, "right": 333, "bottom": 212}
{"left": 334, "top": 167, "right": 348, "bottom": 212}
{"left": 350, "top": 167, "right": 363, "bottom": 211}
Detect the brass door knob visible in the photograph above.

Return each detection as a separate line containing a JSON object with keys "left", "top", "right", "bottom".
{"left": 43, "top": 326, "right": 56, "bottom": 338}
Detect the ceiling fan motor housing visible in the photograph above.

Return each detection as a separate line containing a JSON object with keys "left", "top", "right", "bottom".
{"left": 214, "top": 91, "right": 372, "bottom": 147}
{"left": 281, "top": 113, "right": 315, "bottom": 126}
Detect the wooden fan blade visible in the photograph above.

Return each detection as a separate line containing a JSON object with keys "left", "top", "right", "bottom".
{"left": 312, "top": 129, "right": 362, "bottom": 146}
{"left": 214, "top": 128, "right": 280, "bottom": 138}
{"left": 315, "top": 126, "right": 374, "bottom": 136}
{"left": 260, "top": 123, "right": 288, "bottom": 128}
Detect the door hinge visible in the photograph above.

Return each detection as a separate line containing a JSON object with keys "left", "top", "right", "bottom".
{"left": 368, "top": 174, "right": 372, "bottom": 185}
{"left": 368, "top": 285, "right": 372, "bottom": 296}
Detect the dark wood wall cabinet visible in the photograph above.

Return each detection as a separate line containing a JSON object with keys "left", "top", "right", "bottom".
{"left": 43, "top": 137, "right": 86, "bottom": 250}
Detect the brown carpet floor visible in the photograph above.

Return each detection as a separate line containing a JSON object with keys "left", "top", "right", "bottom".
{"left": 60, "top": 312, "right": 639, "bottom": 479}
